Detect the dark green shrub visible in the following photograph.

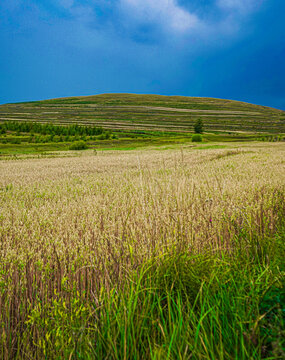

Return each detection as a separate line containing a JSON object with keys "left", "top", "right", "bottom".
{"left": 192, "top": 134, "right": 203, "bottom": 142}
{"left": 69, "top": 141, "right": 88, "bottom": 150}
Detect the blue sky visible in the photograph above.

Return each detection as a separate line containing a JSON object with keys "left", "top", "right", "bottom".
{"left": 0, "top": 0, "right": 284, "bottom": 109}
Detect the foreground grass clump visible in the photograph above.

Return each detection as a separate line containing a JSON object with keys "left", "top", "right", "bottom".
{"left": 0, "top": 143, "right": 284, "bottom": 359}
{"left": 21, "top": 240, "right": 285, "bottom": 359}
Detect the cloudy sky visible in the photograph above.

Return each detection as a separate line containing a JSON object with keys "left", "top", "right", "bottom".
{"left": 0, "top": 0, "right": 284, "bottom": 109}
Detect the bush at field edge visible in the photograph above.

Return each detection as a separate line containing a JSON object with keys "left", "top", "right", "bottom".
{"left": 69, "top": 141, "right": 88, "bottom": 150}
{"left": 192, "top": 134, "right": 203, "bottom": 142}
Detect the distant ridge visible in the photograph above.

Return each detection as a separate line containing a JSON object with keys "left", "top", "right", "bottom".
{"left": 1, "top": 94, "right": 284, "bottom": 133}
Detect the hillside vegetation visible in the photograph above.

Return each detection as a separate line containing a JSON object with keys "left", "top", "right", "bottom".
{"left": 1, "top": 93, "right": 284, "bottom": 133}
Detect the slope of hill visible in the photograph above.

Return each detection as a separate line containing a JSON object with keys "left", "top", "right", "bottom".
{"left": 0, "top": 94, "right": 284, "bottom": 133}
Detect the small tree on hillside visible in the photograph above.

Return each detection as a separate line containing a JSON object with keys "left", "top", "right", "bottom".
{"left": 194, "top": 118, "right": 204, "bottom": 134}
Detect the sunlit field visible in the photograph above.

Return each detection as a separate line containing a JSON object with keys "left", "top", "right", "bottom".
{"left": 0, "top": 142, "right": 284, "bottom": 359}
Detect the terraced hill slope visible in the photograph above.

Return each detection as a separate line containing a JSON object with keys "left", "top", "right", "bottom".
{"left": 1, "top": 94, "right": 284, "bottom": 133}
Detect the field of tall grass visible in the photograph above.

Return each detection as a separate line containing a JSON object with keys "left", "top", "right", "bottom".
{"left": 0, "top": 143, "right": 284, "bottom": 359}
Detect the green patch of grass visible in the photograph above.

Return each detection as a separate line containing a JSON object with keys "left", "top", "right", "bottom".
{"left": 0, "top": 125, "right": 283, "bottom": 156}
{"left": 0, "top": 142, "right": 70, "bottom": 155}
{"left": 196, "top": 144, "right": 227, "bottom": 150}
{"left": 21, "top": 226, "right": 285, "bottom": 359}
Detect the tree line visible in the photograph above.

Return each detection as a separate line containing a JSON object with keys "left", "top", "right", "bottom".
{"left": 0, "top": 121, "right": 106, "bottom": 136}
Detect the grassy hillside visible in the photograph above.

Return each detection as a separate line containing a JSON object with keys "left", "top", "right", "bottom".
{"left": 1, "top": 93, "right": 284, "bottom": 133}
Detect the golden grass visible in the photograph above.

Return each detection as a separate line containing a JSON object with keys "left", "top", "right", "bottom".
{"left": 0, "top": 142, "right": 284, "bottom": 357}
{"left": 0, "top": 143, "right": 283, "bottom": 264}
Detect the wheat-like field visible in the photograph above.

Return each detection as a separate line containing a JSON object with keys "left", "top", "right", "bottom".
{"left": 0, "top": 143, "right": 284, "bottom": 359}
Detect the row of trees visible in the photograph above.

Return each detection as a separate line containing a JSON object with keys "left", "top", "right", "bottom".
{"left": 0, "top": 120, "right": 204, "bottom": 139}
{"left": 0, "top": 121, "right": 106, "bottom": 136}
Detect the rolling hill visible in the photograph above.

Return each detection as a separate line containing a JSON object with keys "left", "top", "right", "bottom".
{"left": 0, "top": 94, "right": 284, "bottom": 133}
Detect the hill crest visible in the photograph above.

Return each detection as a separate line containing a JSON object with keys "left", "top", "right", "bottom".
{"left": 1, "top": 93, "right": 284, "bottom": 133}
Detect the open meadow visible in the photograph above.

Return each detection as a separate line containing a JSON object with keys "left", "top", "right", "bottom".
{"left": 0, "top": 142, "right": 284, "bottom": 359}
